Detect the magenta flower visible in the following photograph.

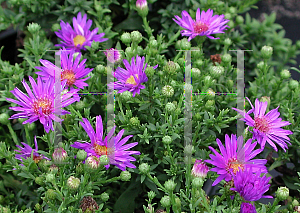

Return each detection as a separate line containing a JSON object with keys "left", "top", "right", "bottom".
{"left": 232, "top": 98, "right": 293, "bottom": 152}
{"left": 15, "top": 136, "right": 50, "bottom": 166}
{"left": 192, "top": 159, "right": 209, "bottom": 178}
{"left": 6, "top": 76, "right": 79, "bottom": 133}
{"left": 70, "top": 115, "right": 140, "bottom": 171}
{"left": 240, "top": 203, "right": 257, "bottom": 213}
{"left": 173, "top": 8, "right": 229, "bottom": 41}
{"left": 205, "top": 134, "right": 267, "bottom": 186}
{"left": 230, "top": 168, "right": 272, "bottom": 201}
{"left": 35, "top": 48, "right": 92, "bottom": 89}
{"left": 108, "top": 56, "right": 158, "bottom": 97}
{"left": 55, "top": 12, "right": 108, "bottom": 52}
{"left": 52, "top": 147, "right": 68, "bottom": 163}
{"left": 104, "top": 48, "right": 121, "bottom": 63}
{"left": 136, "top": 0, "right": 147, "bottom": 9}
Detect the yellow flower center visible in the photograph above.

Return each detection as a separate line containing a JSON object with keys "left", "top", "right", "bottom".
{"left": 33, "top": 155, "right": 42, "bottom": 163}
{"left": 61, "top": 69, "right": 76, "bottom": 86}
{"left": 193, "top": 22, "right": 209, "bottom": 34}
{"left": 32, "top": 97, "right": 52, "bottom": 116}
{"left": 254, "top": 117, "right": 270, "bottom": 133}
{"left": 227, "top": 157, "right": 244, "bottom": 174}
{"left": 126, "top": 74, "right": 139, "bottom": 85}
{"left": 73, "top": 35, "right": 86, "bottom": 47}
{"left": 94, "top": 144, "right": 114, "bottom": 156}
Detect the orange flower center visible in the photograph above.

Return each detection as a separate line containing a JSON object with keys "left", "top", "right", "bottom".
{"left": 32, "top": 96, "right": 52, "bottom": 116}
{"left": 126, "top": 74, "right": 139, "bottom": 85}
{"left": 227, "top": 157, "right": 244, "bottom": 174}
{"left": 254, "top": 117, "right": 270, "bottom": 133}
{"left": 94, "top": 144, "right": 114, "bottom": 156}
{"left": 33, "top": 155, "right": 42, "bottom": 163}
{"left": 73, "top": 35, "right": 86, "bottom": 47}
{"left": 193, "top": 22, "right": 209, "bottom": 34}
{"left": 61, "top": 69, "right": 76, "bottom": 86}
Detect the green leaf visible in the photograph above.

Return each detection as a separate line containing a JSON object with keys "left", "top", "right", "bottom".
{"left": 268, "top": 160, "right": 283, "bottom": 171}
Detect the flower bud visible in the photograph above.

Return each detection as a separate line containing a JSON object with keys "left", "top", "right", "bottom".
{"left": 163, "top": 61, "right": 177, "bottom": 75}
{"left": 164, "top": 179, "right": 176, "bottom": 192}
{"left": 224, "top": 38, "right": 232, "bottom": 46}
{"left": 45, "top": 189, "right": 56, "bottom": 200}
{"left": 67, "top": 176, "right": 80, "bottom": 190}
{"left": 162, "top": 85, "right": 174, "bottom": 97}
{"left": 257, "top": 61, "right": 265, "bottom": 70}
{"left": 51, "top": 23, "right": 60, "bottom": 32}
{"left": 162, "top": 135, "right": 172, "bottom": 145}
{"left": 192, "top": 177, "right": 204, "bottom": 188}
{"left": 191, "top": 47, "right": 201, "bottom": 58}
{"left": 224, "top": 13, "right": 231, "bottom": 20}
{"left": 177, "top": 58, "right": 185, "bottom": 67}
{"left": 35, "top": 176, "right": 45, "bottom": 186}
{"left": 96, "top": 64, "right": 105, "bottom": 74}
{"left": 139, "top": 163, "right": 150, "bottom": 174}
{"left": 226, "top": 79, "right": 234, "bottom": 88}
{"left": 0, "top": 113, "right": 9, "bottom": 125}
{"left": 76, "top": 162, "right": 84, "bottom": 174}
{"left": 130, "top": 117, "right": 140, "bottom": 127}
{"left": 175, "top": 40, "right": 181, "bottom": 50}
{"left": 160, "top": 196, "right": 171, "bottom": 208}
{"left": 52, "top": 147, "right": 67, "bottom": 164}
{"left": 137, "top": 46, "right": 144, "bottom": 56}
{"left": 184, "top": 145, "right": 194, "bottom": 155}
{"left": 195, "top": 59, "right": 204, "bottom": 68}
{"left": 209, "top": 65, "right": 224, "bottom": 78}
{"left": 170, "top": 80, "right": 177, "bottom": 87}
{"left": 260, "top": 96, "right": 270, "bottom": 106}
{"left": 34, "top": 203, "right": 42, "bottom": 213}
{"left": 289, "top": 80, "right": 299, "bottom": 90}
{"left": 145, "top": 67, "right": 155, "bottom": 77}
{"left": 120, "top": 91, "right": 132, "bottom": 102}
{"left": 222, "top": 54, "right": 232, "bottom": 63}
{"left": 45, "top": 173, "right": 55, "bottom": 182}
{"left": 192, "top": 68, "right": 201, "bottom": 78}
{"left": 191, "top": 159, "right": 209, "bottom": 178}
{"left": 91, "top": 41, "right": 99, "bottom": 50}
{"left": 236, "top": 15, "right": 244, "bottom": 24}
{"left": 276, "top": 187, "right": 289, "bottom": 201}
{"left": 27, "top": 23, "right": 41, "bottom": 34}
{"left": 136, "top": 0, "right": 148, "bottom": 17}
{"left": 203, "top": 75, "right": 212, "bottom": 85}
{"left": 150, "top": 39, "right": 158, "bottom": 48}
{"left": 180, "top": 38, "right": 191, "bottom": 50}
{"left": 261, "top": 45, "right": 273, "bottom": 59}
{"left": 165, "top": 103, "right": 176, "bottom": 112}
{"left": 77, "top": 150, "right": 87, "bottom": 161}
{"left": 131, "top": 31, "right": 142, "bottom": 44}
{"left": 240, "top": 202, "right": 256, "bottom": 213}
{"left": 121, "top": 32, "right": 131, "bottom": 44}
{"left": 206, "top": 88, "right": 215, "bottom": 98}
{"left": 49, "top": 164, "right": 59, "bottom": 174}
{"left": 293, "top": 199, "right": 300, "bottom": 207}
{"left": 125, "top": 46, "right": 134, "bottom": 57}
{"left": 280, "top": 69, "right": 291, "bottom": 79}
{"left": 148, "top": 191, "right": 156, "bottom": 200}
{"left": 86, "top": 156, "right": 100, "bottom": 169}
{"left": 100, "top": 192, "right": 109, "bottom": 202}
{"left": 26, "top": 122, "right": 36, "bottom": 131}
{"left": 38, "top": 159, "right": 50, "bottom": 172}
{"left": 104, "top": 48, "right": 121, "bottom": 63}
{"left": 120, "top": 171, "right": 131, "bottom": 181}
{"left": 100, "top": 155, "right": 109, "bottom": 165}
{"left": 205, "top": 100, "right": 215, "bottom": 110}
{"left": 194, "top": 112, "right": 202, "bottom": 121}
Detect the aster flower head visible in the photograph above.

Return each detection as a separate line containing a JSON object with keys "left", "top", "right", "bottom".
{"left": 104, "top": 48, "right": 121, "bottom": 63}
{"left": 192, "top": 159, "right": 209, "bottom": 178}
{"left": 240, "top": 202, "right": 257, "bottom": 213}
{"left": 70, "top": 115, "right": 140, "bottom": 171}
{"left": 108, "top": 56, "right": 158, "bottom": 97}
{"left": 55, "top": 12, "right": 108, "bottom": 52}
{"left": 205, "top": 134, "right": 267, "bottom": 186}
{"left": 230, "top": 168, "right": 272, "bottom": 201}
{"left": 136, "top": 0, "right": 147, "bottom": 9}
{"left": 232, "top": 98, "right": 293, "bottom": 152}
{"left": 15, "top": 136, "right": 50, "bottom": 166}
{"left": 6, "top": 76, "right": 79, "bottom": 133}
{"left": 173, "top": 8, "right": 230, "bottom": 41}
{"left": 35, "top": 48, "right": 92, "bottom": 90}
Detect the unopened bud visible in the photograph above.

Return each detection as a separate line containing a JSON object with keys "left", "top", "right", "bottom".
{"left": 280, "top": 69, "right": 291, "bottom": 79}
{"left": 180, "top": 38, "right": 191, "bottom": 50}
{"left": 45, "top": 189, "right": 56, "bottom": 200}
{"left": 289, "top": 80, "right": 299, "bottom": 90}
{"left": 164, "top": 179, "right": 176, "bottom": 192}
{"left": 160, "top": 196, "right": 171, "bottom": 208}
{"left": 67, "top": 176, "right": 80, "bottom": 190}
{"left": 162, "top": 135, "right": 172, "bottom": 145}
{"left": 145, "top": 67, "right": 155, "bottom": 77}
{"left": 162, "top": 85, "right": 174, "bottom": 97}
{"left": 139, "top": 163, "right": 150, "bottom": 174}
{"left": 276, "top": 187, "right": 289, "bottom": 201}
{"left": 76, "top": 150, "right": 87, "bottom": 161}
{"left": 100, "top": 192, "right": 109, "bottom": 202}
{"left": 27, "top": 23, "right": 41, "bottom": 34}
{"left": 120, "top": 171, "right": 131, "bottom": 181}
{"left": 0, "top": 113, "right": 9, "bottom": 125}
{"left": 52, "top": 147, "right": 68, "bottom": 164}
{"left": 131, "top": 31, "right": 142, "bottom": 44}
{"left": 261, "top": 45, "right": 273, "bottom": 59}
{"left": 165, "top": 102, "right": 176, "bottom": 112}
{"left": 121, "top": 32, "right": 131, "bottom": 44}
{"left": 192, "top": 68, "right": 201, "bottom": 78}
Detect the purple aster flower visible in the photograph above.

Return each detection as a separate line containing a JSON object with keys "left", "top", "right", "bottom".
{"left": 192, "top": 159, "right": 209, "bottom": 178}
{"left": 55, "top": 12, "right": 108, "bottom": 52}
{"left": 232, "top": 98, "right": 293, "bottom": 152}
{"left": 205, "top": 134, "right": 267, "bottom": 186}
{"left": 104, "top": 48, "right": 121, "bottom": 63}
{"left": 70, "top": 115, "right": 140, "bottom": 171}
{"left": 108, "top": 56, "right": 158, "bottom": 97}
{"left": 230, "top": 168, "right": 272, "bottom": 201}
{"left": 240, "top": 203, "right": 257, "bottom": 213}
{"left": 35, "top": 48, "right": 92, "bottom": 89}
{"left": 15, "top": 136, "right": 51, "bottom": 166}
{"left": 6, "top": 76, "right": 79, "bottom": 133}
{"left": 173, "top": 8, "right": 230, "bottom": 41}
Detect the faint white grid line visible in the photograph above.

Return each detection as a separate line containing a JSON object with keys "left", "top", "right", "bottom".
{"left": 54, "top": 50, "right": 62, "bottom": 148}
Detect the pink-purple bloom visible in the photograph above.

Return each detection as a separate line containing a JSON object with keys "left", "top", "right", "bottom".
{"left": 6, "top": 76, "right": 79, "bottom": 133}
{"left": 55, "top": 12, "right": 108, "bottom": 52}
{"left": 230, "top": 168, "right": 272, "bottom": 201}
{"left": 173, "top": 8, "right": 230, "bottom": 41}
{"left": 233, "top": 98, "right": 293, "bottom": 152}
{"left": 70, "top": 115, "right": 140, "bottom": 171}
{"left": 205, "top": 134, "right": 267, "bottom": 186}
{"left": 240, "top": 203, "right": 257, "bottom": 213}
{"left": 192, "top": 159, "right": 209, "bottom": 178}
{"left": 15, "top": 136, "right": 50, "bottom": 166}
{"left": 104, "top": 48, "right": 121, "bottom": 63}
{"left": 35, "top": 48, "right": 92, "bottom": 89}
{"left": 108, "top": 56, "right": 158, "bottom": 97}
{"left": 136, "top": 0, "right": 147, "bottom": 9}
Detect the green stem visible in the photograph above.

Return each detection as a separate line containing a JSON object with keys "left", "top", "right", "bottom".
{"left": 24, "top": 125, "right": 31, "bottom": 145}
{"left": 174, "top": 51, "right": 182, "bottom": 62}
{"left": 267, "top": 198, "right": 279, "bottom": 213}
{"left": 166, "top": 30, "right": 181, "bottom": 47}
{"left": 117, "top": 98, "right": 126, "bottom": 120}
{"left": 142, "top": 17, "right": 152, "bottom": 38}
{"left": 7, "top": 122, "right": 20, "bottom": 145}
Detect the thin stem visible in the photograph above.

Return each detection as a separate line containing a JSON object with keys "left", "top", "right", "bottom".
{"left": 7, "top": 122, "right": 20, "bottom": 145}
{"left": 24, "top": 125, "right": 32, "bottom": 145}
{"left": 142, "top": 17, "right": 152, "bottom": 38}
